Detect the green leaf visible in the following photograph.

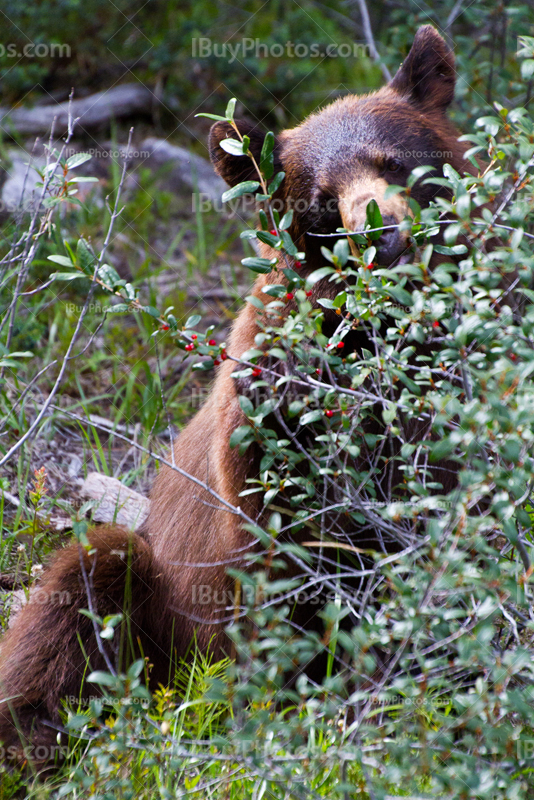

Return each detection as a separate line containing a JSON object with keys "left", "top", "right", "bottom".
{"left": 222, "top": 181, "right": 259, "bottom": 202}
{"left": 48, "top": 254, "right": 73, "bottom": 267}
{"left": 280, "top": 209, "right": 293, "bottom": 230}
{"left": 407, "top": 164, "right": 435, "bottom": 189}
{"left": 67, "top": 714, "right": 90, "bottom": 730}
{"left": 267, "top": 347, "right": 287, "bottom": 360}
{"left": 317, "top": 298, "right": 335, "bottom": 309}
{"left": 98, "top": 263, "right": 121, "bottom": 286}
{"left": 307, "top": 266, "right": 335, "bottom": 284}
{"left": 76, "top": 237, "right": 95, "bottom": 274}
{"left": 280, "top": 230, "right": 298, "bottom": 256}
{"left": 363, "top": 246, "right": 376, "bottom": 267}
{"left": 260, "top": 131, "right": 275, "bottom": 180}
{"left": 239, "top": 396, "right": 254, "bottom": 416}
{"left": 268, "top": 172, "right": 285, "bottom": 194}
{"left": 229, "top": 425, "right": 253, "bottom": 449}
{"left": 259, "top": 209, "right": 269, "bottom": 230}
{"left": 300, "top": 410, "right": 322, "bottom": 425}
{"left": 186, "top": 314, "right": 201, "bottom": 328}
{"left": 246, "top": 294, "right": 265, "bottom": 309}
{"left": 257, "top": 230, "right": 280, "bottom": 246}
{"left": 388, "top": 285, "right": 413, "bottom": 306}
{"left": 242, "top": 257, "right": 277, "bottom": 274}
{"left": 366, "top": 199, "right": 382, "bottom": 231}
{"left": 225, "top": 98, "right": 237, "bottom": 120}
{"left": 263, "top": 284, "right": 287, "bottom": 298}
{"left": 195, "top": 112, "right": 227, "bottom": 121}
{"left": 434, "top": 244, "right": 468, "bottom": 255}
{"left": 382, "top": 404, "right": 396, "bottom": 424}
{"left": 429, "top": 438, "right": 456, "bottom": 461}
{"left": 348, "top": 232, "right": 367, "bottom": 245}
{"left": 127, "top": 659, "right": 145, "bottom": 679}
{"left": 87, "top": 671, "right": 117, "bottom": 687}
{"left": 52, "top": 271, "right": 84, "bottom": 281}
{"left": 384, "top": 184, "right": 404, "bottom": 199}
{"left": 333, "top": 238, "right": 349, "bottom": 266}
{"left": 66, "top": 152, "right": 92, "bottom": 170}
{"left": 268, "top": 512, "right": 282, "bottom": 534}
{"left": 67, "top": 176, "right": 98, "bottom": 183}
{"left": 219, "top": 138, "right": 246, "bottom": 156}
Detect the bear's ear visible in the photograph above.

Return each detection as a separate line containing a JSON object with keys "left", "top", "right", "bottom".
{"left": 388, "top": 25, "right": 456, "bottom": 113}
{"left": 209, "top": 120, "right": 280, "bottom": 186}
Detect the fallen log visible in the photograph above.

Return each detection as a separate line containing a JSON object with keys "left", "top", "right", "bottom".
{"left": 0, "top": 83, "right": 155, "bottom": 136}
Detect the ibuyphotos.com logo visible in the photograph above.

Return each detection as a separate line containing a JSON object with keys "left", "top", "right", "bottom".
{"left": 192, "top": 38, "right": 370, "bottom": 63}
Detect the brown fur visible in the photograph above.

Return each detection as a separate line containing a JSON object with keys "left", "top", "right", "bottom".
{"left": 0, "top": 25, "right": 476, "bottom": 766}
{"left": 0, "top": 527, "right": 161, "bottom": 766}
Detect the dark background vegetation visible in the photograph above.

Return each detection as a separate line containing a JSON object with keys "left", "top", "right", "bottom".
{"left": 2, "top": 0, "right": 533, "bottom": 139}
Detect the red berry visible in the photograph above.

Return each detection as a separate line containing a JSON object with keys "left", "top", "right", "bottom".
{"left": 510, "top": 353, "right": 517, "bottom": 361}
{"left": 214, "top": 359, "right": 220, "bottom": 366}
{"left": 286, "top": 292, "right": 294, "bottom": 301}
{"left": 208, "top": 339, "right": 216, "bottom": 346}
{"left": 315, "top": 368, "right": 321, "bottom": 375}
{"left": 252, "top": 367, "right": 262, "bottom": 377}
{"left": 305, "top": 290, "right": 312, "bottom": 297}
{"left": 432, "top": 320, "right": 440, "bottom": 329}
{"left": 365, "top": 262, "right": 374, "bottom": 270}
{"left": 191, "top": 334, "right": 197, "bottom": 339}
{"left": 325, "top": 409, "right": 334, "bottom": 418}
{"left": 221, "top": 350, "right": 228, "bottom": 360}
{"left": 160, "top": 324, "right": 170, "bottom": 331}
{"left": 269, "top": 229, "right": 277, "bottom": 236}
{"left": 337, "top": 341, "right": 344, "bottom": 349}
{"left": 294, "top": 260, "right": 302, "bottom": 268}
{"left": 185, "top": 343, "right": 194, "bottom": 351}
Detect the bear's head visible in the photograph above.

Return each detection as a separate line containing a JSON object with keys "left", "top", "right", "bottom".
{"left": 209, "top": 25, "right": 470, "bottom": 270}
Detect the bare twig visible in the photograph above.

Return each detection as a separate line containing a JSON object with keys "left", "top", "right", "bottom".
{"left": 353, "top": 0, "right": 391, "bottom": 81}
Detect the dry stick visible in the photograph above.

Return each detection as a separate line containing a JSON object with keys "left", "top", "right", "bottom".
{"left": 445, "top": 0, "right": 466, "bottom": 37}
{"left": 306, "top": 221, "right": 534, "bottom": 240}
{"left": 491, "top": 153, "right": 534, "bottom": 223}
{"left": 153, "top": 336, "right": 176, "bottom": 466}
{"left": 0, "top": 130, "right": 60, "bottom": 350}
{"left": 34, "top": 407, "right": 375, "bottom": 625}
{"left": 0, "top": 128, "right": 133, "bottom": 470}
{"left": 47, "top": 404, "right": 259, "bottom": 529}
{"left": 77, "top": 546, "right": 117, "bottom": 676}
{"left": 354, "top": 0, "right": 391, "bottom": 82}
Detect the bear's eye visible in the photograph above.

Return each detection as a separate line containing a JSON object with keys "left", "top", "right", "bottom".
{"left": 386, "top": 159, "right": 402, "bottom": 173}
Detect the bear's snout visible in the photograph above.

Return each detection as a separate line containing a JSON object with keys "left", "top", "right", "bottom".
{"left": 374, "top": 215, "right": 412, "bottom": 266}
{"left": 338, "top": 176, "right": 412, "bottom": 266}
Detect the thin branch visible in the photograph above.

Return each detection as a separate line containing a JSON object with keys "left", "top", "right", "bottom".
{"left": 354, "top": 0, "right": 392, "bottom": 81}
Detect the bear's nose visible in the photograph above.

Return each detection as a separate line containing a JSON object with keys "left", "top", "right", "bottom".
{"left": 375, "top": 215, "right": 411, "bottom": 266}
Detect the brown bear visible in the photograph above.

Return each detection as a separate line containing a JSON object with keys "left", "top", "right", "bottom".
{"left": 0, "top": 25, "right": 472, "bottom": 765}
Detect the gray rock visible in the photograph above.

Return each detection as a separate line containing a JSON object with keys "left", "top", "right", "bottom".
{"left": 1, "top": 149, "right": 44, "bottom": 214}
{"left": 139, "top": 137, "right": 226, "bottom": 204}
